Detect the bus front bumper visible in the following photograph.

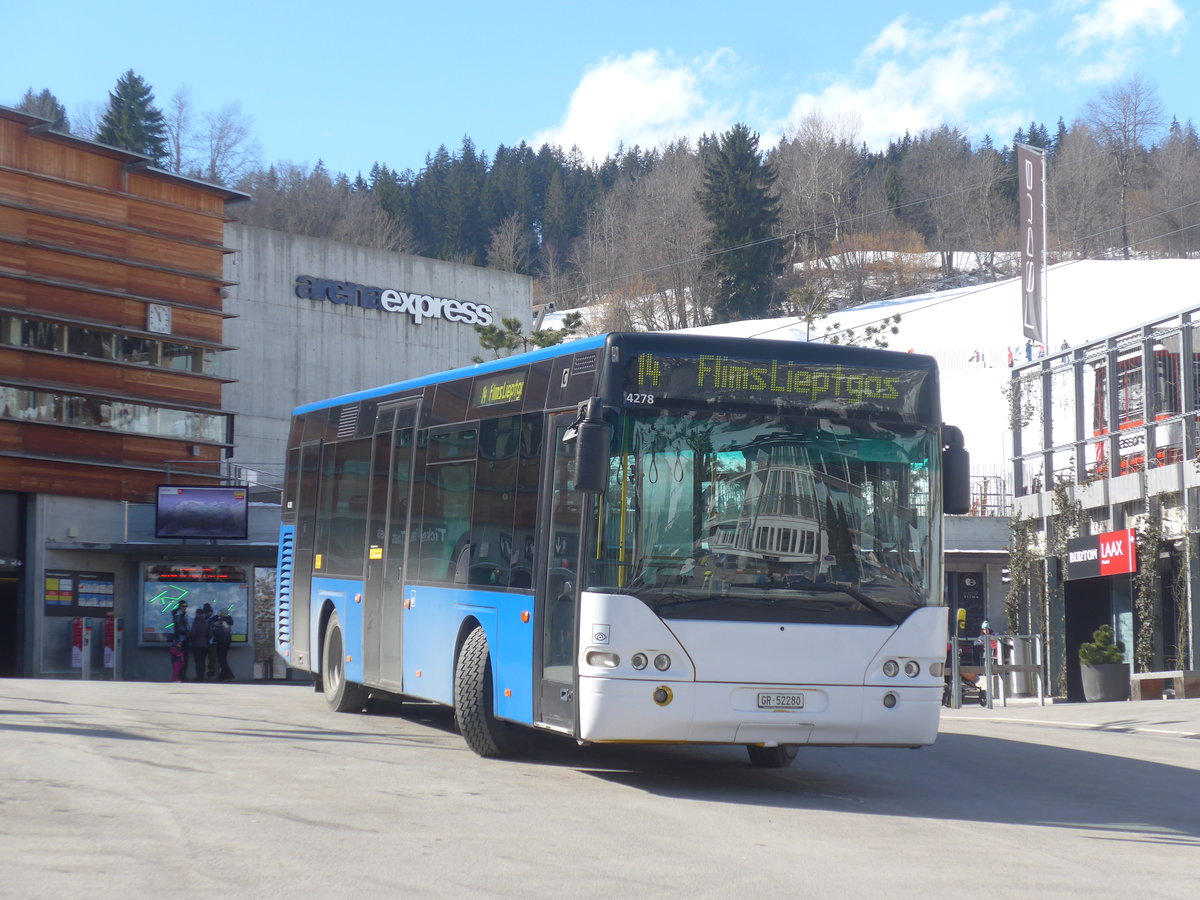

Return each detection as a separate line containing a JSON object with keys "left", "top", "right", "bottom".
{"left": 577, "top": 676, "right": 941, "bottom": 747}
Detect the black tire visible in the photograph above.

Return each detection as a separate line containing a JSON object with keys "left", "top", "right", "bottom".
{"left": 977, "top": 689, "right": 988, "bottom": 707}
{"left": 454, "top": 626, "right": 531, "bottom": 758}
{"left": 322, "top": 611, "right": 367, "bottom": 713}
{"left": 747, "top": 744, "right": 799, "bottom": 768}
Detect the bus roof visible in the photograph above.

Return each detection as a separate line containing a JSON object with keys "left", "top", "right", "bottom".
{"left": 292, "top": 332, "right": 939, "bottom": 415}
{"left": 293, "top": 334, "right": 608, "bottom": 415}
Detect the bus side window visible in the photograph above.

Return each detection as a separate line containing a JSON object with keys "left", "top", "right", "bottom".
{"left": 315, "top": 438, "right": 372, "bottom": 576}
{"left": 421, "top": 461, "right": 474, "bottom": 582}
{"left": 509, "top": 414, "right": 543, "bottom": 590}
{"left": 465, "top": 415, "right": 521, "bottom": 586}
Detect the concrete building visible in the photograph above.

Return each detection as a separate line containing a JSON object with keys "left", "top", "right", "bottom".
{"left": 0, "top": 107, "right": 532, "bottom": 680}
{"left": 221, "top": 223, "right": 531, "bottom": 471}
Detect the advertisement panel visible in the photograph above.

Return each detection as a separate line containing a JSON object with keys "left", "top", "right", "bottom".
{"left": 1066, "top": 528, "right": 1137, "bottom": 579}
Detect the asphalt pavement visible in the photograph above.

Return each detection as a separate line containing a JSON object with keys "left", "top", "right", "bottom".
{"left": 3, "top": 679, "right": 1199, "bottom": 898}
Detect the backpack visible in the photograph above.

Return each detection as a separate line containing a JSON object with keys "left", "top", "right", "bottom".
{"left": 190, "top": 614, "right": 210, "bottom": 646}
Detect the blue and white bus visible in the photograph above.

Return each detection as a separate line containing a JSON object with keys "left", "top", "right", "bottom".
{"left": 275, "top": 332, "right": 970, "bottom": 766}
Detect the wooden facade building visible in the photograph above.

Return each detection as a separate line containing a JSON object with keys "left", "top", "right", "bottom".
{"left": 0, "top": 105, "right": 246, "bottom": 501}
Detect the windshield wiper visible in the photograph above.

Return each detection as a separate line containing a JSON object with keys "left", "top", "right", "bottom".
{"left": 782, "top": 584, "right": 906, "bottom": 626}
{"left": 647, "top": 593, "right": 716, "bottom": 612}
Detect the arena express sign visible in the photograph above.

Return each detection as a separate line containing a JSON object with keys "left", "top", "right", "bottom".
{"left": 294, "top": 275, "right": 494, "bottom": 326}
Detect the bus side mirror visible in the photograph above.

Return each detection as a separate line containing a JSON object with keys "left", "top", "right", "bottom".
{"left": 942, "top": 425, "right": 971, "bottom": 515}
{"left": 566, "top": 398, "right": 610, "bottom": 494}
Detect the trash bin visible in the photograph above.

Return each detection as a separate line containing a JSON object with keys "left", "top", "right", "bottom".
{"left": 1008, "top": 636, "right": 1031, "bottom": 696}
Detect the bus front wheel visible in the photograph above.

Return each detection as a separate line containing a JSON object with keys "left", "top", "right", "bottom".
{"left": 746, "top": 744, "right": 798, "bottom": 768}
{"left": 454, "top": 626, "right": 531, "bottom": 758}
{"left": 322, "top": 611, "right": 367, "bottom": 713}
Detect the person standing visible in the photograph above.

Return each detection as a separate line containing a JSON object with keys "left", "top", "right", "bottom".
{"left": 189, "top": 604, "right": 212, "bottom": 682}
{"left": 214, "top": 615, "right": 235, "bottom": 682}
{"left": 168, "top": 639, "right": 186, "bottom": 682}
{"left": 206, "top": 609, "right": 221, "bottom": 679}
{"left": 169, "top": 600, "right": 190, "bottom": 680}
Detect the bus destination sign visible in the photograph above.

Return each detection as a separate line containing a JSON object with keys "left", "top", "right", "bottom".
{"left": 625, "top": 352, "right": 928, "bottom": 419}
{"left": 474, "top": 372, "right": 527, "bottom": 408}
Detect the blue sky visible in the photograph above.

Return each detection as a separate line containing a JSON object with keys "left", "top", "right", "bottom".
{"left": 4, "top": 0, "right": 1193, "bottom": 178}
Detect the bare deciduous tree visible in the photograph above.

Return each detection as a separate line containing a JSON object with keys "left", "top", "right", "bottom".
{"left": 202, "top": 102, "right": 259, "bottom": 185}
{"left": 899, "top": 126, "right": 974, "bottom": 276}
{"left": 1049, "top": 124, "right": 1117, "bottom": 258}
{"left": 163, "top": 88, "right": 196, "bottom": 176}
{"left": 234, "top": 163, "right": 414, "bottom": 253}
{"left": 487, "top": 212, "right": 531, "bottom": 273}
{"left": 1085, "top": 74, "right": 1165, "bottom": 258}
{"left": 69, "top": 101, "right": 102, "bottom": 140}
{"left": 1149, "top": 120, "right": 1200, "bottom": 258}
{"left": 774, "top": 111, "right": 862, "bottom": 266}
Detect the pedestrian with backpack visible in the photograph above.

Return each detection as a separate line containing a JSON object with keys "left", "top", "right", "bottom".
{"left": 189, "top": 604, "right": 212, "bottom": 682}
{"left": 214, "top": 614, "right": 235, "bottom": 682}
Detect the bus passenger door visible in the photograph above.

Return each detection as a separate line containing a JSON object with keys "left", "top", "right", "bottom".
{"left": 290, "top": 440, "right": 322, "bottom": 671}
{"left": 363, "top": 400, "right": 418, "bottom": 691}
{"left": 537, "top": 413, "right": 584, "bottom": 731}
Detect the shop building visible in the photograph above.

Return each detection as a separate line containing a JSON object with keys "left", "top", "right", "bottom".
{"left": 1010, "top": 305, "right": 1200, "bottom": 700}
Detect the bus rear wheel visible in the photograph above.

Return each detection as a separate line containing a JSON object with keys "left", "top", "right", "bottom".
{"left": 454, "top": 626, "right": 531, "bottom": 758}
{"left": 322, "top": 611, "right": 367, "bottom": 713}
{"left": 746, "top": 744, "right": 798, "bottom": 768}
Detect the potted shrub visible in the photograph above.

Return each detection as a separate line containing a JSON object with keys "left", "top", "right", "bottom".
{"left": 1078, "top": 625, "right": 1130, "bottom": 702}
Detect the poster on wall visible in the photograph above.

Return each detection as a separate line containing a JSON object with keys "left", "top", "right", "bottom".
{"left": 141, "top": 563, "right": 250, "bottom": 646}
{"left": 44, "top": 570, "right": 115, "bottom": 616}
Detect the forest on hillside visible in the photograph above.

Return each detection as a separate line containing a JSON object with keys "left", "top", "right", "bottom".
{"left": 13, "top": 73, "right": 1200, "bottom": 333}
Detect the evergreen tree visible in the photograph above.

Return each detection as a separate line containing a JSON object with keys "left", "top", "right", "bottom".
{"left": 15, "top": 87, "right": 69, "bottom": 132}
{"left": 95, "top": 70, "right": 168, "bottom": 164}
{"left": 444, "top": 136, "right": 488, "bottom": 263}
{"left": 1052, "top": 117, "right": 1069, "bottom": 159}
{"left": 698, "top": 123, "right": 783, "bottom": 323}
{"left": 473, "top": 312, "right": 582, "bottom": 360}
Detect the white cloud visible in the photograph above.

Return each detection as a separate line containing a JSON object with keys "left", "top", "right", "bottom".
{"left": 529, "top": 50, "right": 738, "bottom": 163}
{"left": 865, "top": 16, "right": 919, "bottom": 56}
{"left": 783, "top": 7, "right": 1031, "bottom": 150}
{"left": 1062, "top": 0, "right": 1185, "bottom": 51}
{"left": 1074, "top": 49, "right": 1133, "bottom": 84}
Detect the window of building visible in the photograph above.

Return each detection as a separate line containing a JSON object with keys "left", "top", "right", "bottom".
{"left": 121, "top": 335, "right": 153, "bottom": 366}
{"left": 67, "top": 327, "right": 115, "bottom": 360}
{"left": 0, "top": 311, "right": 217, "bottom": 374}
{"left": 21, "top": 320, "right": 61, "bottom": 351}
{"left": 0, "top": 383, "right": 227, "bottom": 443}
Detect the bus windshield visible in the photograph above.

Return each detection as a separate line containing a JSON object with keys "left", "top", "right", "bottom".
{"left": 587, "top": 410, "right": 938, "bottom": 626}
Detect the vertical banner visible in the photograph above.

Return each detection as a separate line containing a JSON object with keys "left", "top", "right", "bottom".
{"left": 1017, "top": 143, "right": 1046, "bottom": 343}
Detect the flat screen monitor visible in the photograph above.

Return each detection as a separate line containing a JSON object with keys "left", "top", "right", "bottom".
{"left": 155, "top": 485, "right": 249, "bottom": 540}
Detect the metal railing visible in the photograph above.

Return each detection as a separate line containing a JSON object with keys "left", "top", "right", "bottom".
{"left": 163, "top": 459, "right": 285, "bottom": 502}
{"left": 948, "top": 633, "right": 1045, "bottom": 709}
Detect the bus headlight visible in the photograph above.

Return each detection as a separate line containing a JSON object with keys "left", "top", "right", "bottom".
{"left": 631, "top": 652, "right": 648, "bottom": 670}
{"left": 904, "top": 660, "right": 920, "bottom": 677}
{"left": 882, "top": 659, "right": 899, "bottom": 678}
{"left": 654, "top": 653, "right": 671, "bottom": 671}
{"left": 586, "top": 651, "right": 620, "bottom": 669}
